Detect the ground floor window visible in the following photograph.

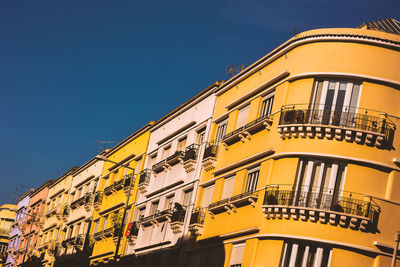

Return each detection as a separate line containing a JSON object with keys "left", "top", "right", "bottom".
{"left": 280, "top": 241, "right": 331, "bottom": 267}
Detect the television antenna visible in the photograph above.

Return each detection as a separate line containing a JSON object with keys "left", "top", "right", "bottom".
{"left": 226, "top": 63, "right": 246, "bottom": 76}
{"left": 96, "top": 140, "right": 118, "bottom": 153}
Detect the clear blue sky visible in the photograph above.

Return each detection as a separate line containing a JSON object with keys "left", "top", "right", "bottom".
{"left": 1, "top": 0, "right": 399, "bottom": 204}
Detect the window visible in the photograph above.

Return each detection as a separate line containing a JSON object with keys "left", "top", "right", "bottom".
{"left": 197, "top": 128, "right": 206, "bottom": 144}
{"left": 280, "top": 241, "right": 331, "bottom": 267}
{"left": 150, "top": 201, "right": 159, "bottom": 215}
{"left": 294, "top": 159, "right": 346, "bottom": 208}
{"left": 236, "top": 105, "right": 250, "bottom": 129}
{"left": 311, "top": 80, "right": 361, "bottom": 126}
{"left": 183, "top": 188, "right": 193, "bottom": 207}
{"left": 135, "top": 158, "right": 142, "bottom": 174}
{"left": 216, "top": 120, "right": 227, "bottom": 142}
{"left": 162, "top": 146, "right": 171, "bottom": 159}
{"left": 177, "top": 137, "right": 187, "bottom": 152}
{"left": 260, "top": 92, "right": 274, "bottom": 118}
{"left": 222, "top": 176, "right": 236, "bottom": 199}
{"left": 75, "top": 223, "right": 81, "bottom": 236}
{"left": 148, "top": 153, "right": 157, "bottom": 168}
{"left": 229, "top": 243, "right": 245, "bottom": 267}
{"left": 93, "top": 220, "right": 99, "bottom": 234}
{"left": 245, "top": 168, "right": 259, "bottom": 192}
{"left": 164, "top": 195, "right": 174, "bottom": 210}
{"left": 137, "top": 207, "right": 146, "bottom": 220}
{"left": 202, "top": 185, "right": 214, "bottom": 208}
{"left": 102, "top": 215, "right": 109, "bottom": 230}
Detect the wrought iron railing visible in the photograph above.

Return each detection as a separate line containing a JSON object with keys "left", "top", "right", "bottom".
{"left": 139, "top": 169, "right": 151, "bottom": 185}
{"left": 279, "top": 104, "right": 395, "bottom": 140}
{"left": 171, "top": 208, "right": 186, "bottom": 223}
{"left": 203, "top": 141, "right": 218, "bottom": 160}
{"left": 263, "top": 185, "right": 380, "bottom": 222}
{"left": 189, "top": 209, "right": 206, "bottom": 225}
{"left": 94, "top": 191, "right": 103, "bottom": 204}
{"left": 124, "top": 173, "right": 134, "bottom": 188}
{"left": 183, "top": 144, "right": 199, "bottom": 162}
{"left": 128, "top": 222, "right": 139, "bottom": 236}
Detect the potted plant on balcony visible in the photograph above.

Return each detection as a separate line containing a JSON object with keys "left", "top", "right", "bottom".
{"left": 111, "top": 211, "right": 123, "bottom": 245}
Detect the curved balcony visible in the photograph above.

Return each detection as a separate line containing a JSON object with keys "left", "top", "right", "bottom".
{"left": 262, "top": 185, "right": 380, "bottom": 232}
{"left": 183, "top": 144, "right": 199, "bottom": 173}
{"left": 277, "top": 104, "right": 395, "bottom": 148}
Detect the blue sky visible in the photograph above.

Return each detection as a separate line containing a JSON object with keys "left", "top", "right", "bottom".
{"left": 1, "top": 0, "right": 399, "bottom": 204}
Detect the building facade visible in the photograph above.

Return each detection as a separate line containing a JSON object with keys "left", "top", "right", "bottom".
{"left": 186, "top": 24, "right": 400, "bottom": 267}
{"left": 89, "top": 122, "right": 154, "bottom": 265}
{"left": 0, "top": 205, "right": 17, "bottom": 266}
{"left": 18, "top": 181, "right": 53, "bottom": 267}
{"left": 5, "top": 190, "right": 33, "bottom": 267}
{"left": 38, "top": 168, "right": 77, "bottom": 267}
{"left": 121, "top": 82, "right": 220, "bottom": 266}
{"left": 53, "top": 157, "right": 104, "bottom": 266}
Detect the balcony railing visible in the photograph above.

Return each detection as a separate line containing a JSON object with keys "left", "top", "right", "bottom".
{"left": 262, "top": 185, "right": 380, "bottom": 231}
{"left": 70, "top": 195, "right": 86, "bottom": 209}
{"left": 166, "top": 150, "right": 185, "bottom": 166}
{"left": 244, "top": 113, "right": 273, "bottom": 134}
{"left": 278, "top": 104, "right": 395, "bottom": 147}
{"left": 152, "top": 159, "right": 167, "bottom": 173}
{"left": 188, "top": 208, "right": 206, "bottom": 236}
{"left": 84, "top": 193, "right": 93, "bottom": 212}
{"left": 208, "top": 191, "right": 259, "bottom": 215}
{"left": 139, "top": 208, "right": 173, "bottom": 227}
{"left": 104, "top": 184, "right": 115, "bottom": 196}
{"left": 183, "top": 144, "right": 199, "bottom": 173}
{"left": 126, "top": 222, "right": 139, "bottom": 245}
{"left": 138, "top": 169, "right": 151, "bottom": 194}
{"left": 202, "top": 141, "right": 218, "bottom": 171}
{"left": 93, "top": 192, "right": 103, "bottom": 211}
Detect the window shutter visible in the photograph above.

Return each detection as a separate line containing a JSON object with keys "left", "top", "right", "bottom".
{"left": 202, "top": 185, "right": 214, "bottom": 207}
{"left": 229, "top": 243, "right": 245, "bottom": 266}
{"left": 236, "top": 106, "right": 250, "bottom": 129}
{"left": 221, "top": 176, "right": 235, "bottom": 199}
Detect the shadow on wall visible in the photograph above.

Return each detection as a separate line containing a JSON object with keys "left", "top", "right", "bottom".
{"left": 93, "top": 235, "right": 226, "bottom": 267}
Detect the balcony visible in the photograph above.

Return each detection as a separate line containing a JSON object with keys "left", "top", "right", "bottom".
{"left": 202, "top": 141, "right": 218, "bottom": 171}
{"left": 45, "top": 205, "right": 58, "bottom": 218}
{"left": 244, "top": 114, "right": 273, "bottom": 135}
{"left": 277, "top": 104, "right": 395, "bottom": 148}
{"left": 170, "top": 208, "right": 186, "bottom": 234}
{"left": 56, "top": 205, "right": 64, "bottom": 220}
{"left": 62, "top": 206, "right": 70, "bottom": 222}
{"left": 126, "top": 222, "right": 139, "bottom": 246}
{"left": 152, "top": 159, "right": 167, "bottom": 173}
{"left": 54, "top": 242, "right": 64, "bottom": 257}
{"left": 70, "top": 195, "right": 86, "bottom": 209}
{"left": 208, "top": 191, "right": 259, "bottom": 216}
{"left": 138, "top": 169, "right": 151, "bottom": 194}
{"left": 183, "top": 144, "right": 199, "bottom": 173}
{"left": 93, "top": 192, "right": 103, "bottom": 211}
{"left": 93, "top": 227, "right": 115, "bottom": 241}
{"left": 188, "top": 209, "right": 206, "bottom": 236}
{"left": 84, "top": 193, "right": 93, "bottom": 212}
{"left": 104, "top": 184, "right": 115, "bottom": 196}
{"left": 166, "top": 150, "right": 185, "bottom": 167}
{"left": 262, "top": 185, "right": 380, "bottom": 231}
{"left": 123, "top": 173, "right": 134, "bottom": 196}
{"left": 139, "top": 208, "right": 173, "bottom": 227}
{"left": 114, "top": 178, "right": 125, "bottom": 191}
{"left": 222, "top": 127, "right": 246, "bottom": 147}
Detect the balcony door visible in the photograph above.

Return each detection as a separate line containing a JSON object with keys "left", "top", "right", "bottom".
{"left": 294, "top": 159, "right": 346, "bottom": 210}
{"left": 311, "top": 81, "right": 361, "bottom": 126}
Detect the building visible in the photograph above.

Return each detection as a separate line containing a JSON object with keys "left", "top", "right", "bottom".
{"left": 185, "top": 19, "right": 400, "bottom": 267}
{"left": 18, "top": 181, "right": 53, "bottom": 267}
{"left": 89, "top": 122, "right": 154, "bottom": 265}
{"left": 5, "top": 190, "right": 34, "bottom": 267}
{"left": 37, "top": 168, "right": 77, "bottom": 267}
{"left": 53, "top": 157, "right": 105, "bottom": 266}
{"left": 121, "top": 81, "right": 220, "bottom": 266}
{"left": 0, "top": 205, "right": 17, "bottom": 266}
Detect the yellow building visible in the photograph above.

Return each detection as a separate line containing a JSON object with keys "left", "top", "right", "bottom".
{"left": 37, "top": 167, "right": 77, "bottom": 267}
{"left": 186, "top": 19, "right": 400, "bottom": 267}
{"left": 52, "top": 156, "right": 105, "bottom": 266}
{"left": 0, "top": 205, "right": 16, "bottom": 267}
{"left": 89, "top": 122, "right": 154, "bottom": 265}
